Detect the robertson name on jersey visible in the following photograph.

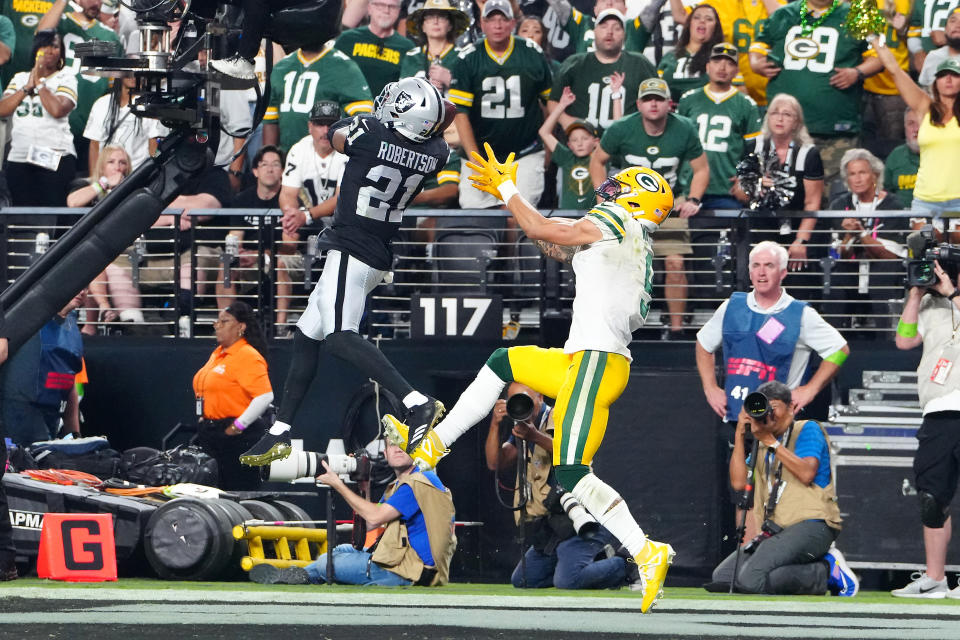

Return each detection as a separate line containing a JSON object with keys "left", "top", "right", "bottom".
{"left": 320, "top": 114, "right": 449, "bottom": 271}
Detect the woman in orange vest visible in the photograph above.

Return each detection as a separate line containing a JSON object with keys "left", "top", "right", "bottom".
{"left": 193, "top": 302, "right": 273, "bottom": 490}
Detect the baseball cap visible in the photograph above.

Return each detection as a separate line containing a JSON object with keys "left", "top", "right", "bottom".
{"left": 309, "top": 100, "right": 340, "bottom": 124}
{"left": 482, "top": 0, "right": 514, "bottom": 19}
{"left": 710, "top": 42, "right": 738, "bottom": 63}
{"left": 935, "top": 57, "right": 960, "bottom": 77}
{"left": 564, "top": 119, "right": 598, "bottom": 138}
{"left": 100, "top": 0, "right": 119, "bottom": 14}
{"left": 638, "top": 77, "right": 670, "bottom": 100}
{"left": 595, "top": 8, "right": 626, "bottom": 27}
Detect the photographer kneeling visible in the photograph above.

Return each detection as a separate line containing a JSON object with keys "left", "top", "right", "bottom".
{"left": 712, "top": 381, "right": 858, "bottom": 596}
{"left": 486, "top": 384, "right": 627, "bottom": 590}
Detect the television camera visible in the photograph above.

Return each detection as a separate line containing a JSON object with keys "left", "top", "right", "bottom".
{"left": 904, "top": 225, "right": 960, "bottom": 288}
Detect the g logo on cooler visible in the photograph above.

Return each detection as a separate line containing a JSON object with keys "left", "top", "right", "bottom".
{"left": 785, "top": 37, "right": 820, "bottom": 60}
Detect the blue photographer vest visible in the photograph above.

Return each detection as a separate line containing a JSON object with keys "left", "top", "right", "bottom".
{"left": 721, "top": 292, "right": 806, "bottom": 421}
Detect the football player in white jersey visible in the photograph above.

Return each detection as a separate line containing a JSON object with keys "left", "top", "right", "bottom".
{"left": 383, "top": 144, "right": 676, "bottom": 612}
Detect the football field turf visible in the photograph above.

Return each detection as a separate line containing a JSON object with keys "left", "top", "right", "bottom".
{"left": 1, "top": 580, "right": 958, "bottom": 639}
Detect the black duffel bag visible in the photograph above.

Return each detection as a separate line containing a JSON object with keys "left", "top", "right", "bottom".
{"left": 28, "top": 437, "right": 121, "bottom": 479}
{"left": 120, "top": 445, "right": 219, "bottom": 487}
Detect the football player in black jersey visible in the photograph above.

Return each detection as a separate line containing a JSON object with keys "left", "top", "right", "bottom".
{"left": 241, "top": 77, "right": 456, "bottom": 466}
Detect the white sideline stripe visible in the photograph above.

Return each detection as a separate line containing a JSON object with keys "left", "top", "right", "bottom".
{"left": 2, "top": 587, "right": 960, "bottom": 615}
{"left": 0, "top": 604, "right": 959, "bottom": 638}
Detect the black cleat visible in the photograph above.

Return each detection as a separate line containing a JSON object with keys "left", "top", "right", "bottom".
{"left": 239, "top": 432, "right": 292, "bottom": 466}
{"left": 401, "top": 397, "right": 446, "bottom": 453}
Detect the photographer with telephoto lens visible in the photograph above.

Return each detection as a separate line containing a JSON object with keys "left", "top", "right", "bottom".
{"left": 485, "top": 383, "right": 629, "bottom": 590}
{"left": 710, "top": 380, "right": 858, "bottom": 596}
{"left": 891, "top": 252, "right": 960, "bottom": 599}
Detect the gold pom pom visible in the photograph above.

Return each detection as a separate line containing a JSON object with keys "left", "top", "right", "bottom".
{"left": 844, "top": 0, "right": 888, "bottom": 40}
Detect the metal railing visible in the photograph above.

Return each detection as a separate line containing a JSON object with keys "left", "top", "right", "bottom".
{"left": 1, "top": 208, "right": 935, "bottom": 341}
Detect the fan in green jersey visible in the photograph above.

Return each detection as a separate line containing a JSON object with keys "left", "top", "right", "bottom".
{"left": 336, "top": 0, "right": 416, "bottom": 98}
{"left": 590, "top": 77, "right": 708, "bottom": 337}
{"left": 748, "top": 0, "right": 883, "bottom": 190}
{"left": 547, "top": 8, "right": 656, "bottom": 135}
{"left": 449, "top": 0, "right": 553, "bottom": 208}
{"left": 549, "top": 0, "right": 655, "bottom": 55}
{"left": 263, "top": 45, "right": 373, "bottom": 153}
{"left": 540, "top": 86, "right": 600, "bottom": 209}
{"left": 678, "top": 42, "right": 761, "bottom": 309}
{"left": 883, "top": 107, "right": 920, "bottom": 206}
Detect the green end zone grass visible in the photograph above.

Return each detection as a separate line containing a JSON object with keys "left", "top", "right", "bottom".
{"left": 6, "top": 578, "right": 959, "bottom": 605}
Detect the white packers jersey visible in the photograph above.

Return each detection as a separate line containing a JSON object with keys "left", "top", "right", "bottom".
{"left": 564, "top": 202, "right": 655, "bottom": 361}
{"left": 83, "top": 95, "right": 169, "bottom": 170}
{"left": 4, "top": 70, "right": 78, "bottom": 162}
{"left": 281, "top": 135, "right": 348, "bottom": 207}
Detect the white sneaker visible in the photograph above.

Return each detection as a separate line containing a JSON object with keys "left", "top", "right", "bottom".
{"left": 209, "top": 55, "right": 256, "bottom": 84}
{"left": 948, "top": 584, "right": 960, "bottom": 600}
{"left": 891, "top": 572, "right": 948, "bottom": 598}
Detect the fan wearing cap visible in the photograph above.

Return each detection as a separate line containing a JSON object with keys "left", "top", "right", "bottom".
{"left": 335, "top": 0, "right": 417, "bottom": 98}
{"left": 677, "top": 42, "right": 760, "bottom": 212}
{"left": 539, "top": 87, "right": 600, "bottom": 209}
{"left": 546, "top": 8, "right": 656, "bottom": 136}
{"left": 874, "top": 35, "right": 960, "bottom": 218}
{"left": 400, "top": 0, "right": 468, "bottom": 93}
{"left": 448, "top": 0, "right": 554, "bottom": 209}
{"left": 918, "top": 8, "right": 960, "bottom": 89}
{"left": 547, "top": 0, "right": 654, "bottom": 56}
{"left": 590, "top": 76, "right": 708, "bottom": 338}
{"left": 98, "top": 0, "right": 118, "bottom": 30}
{"left": 678, "top": 42, "right": 760, "bottom": 305}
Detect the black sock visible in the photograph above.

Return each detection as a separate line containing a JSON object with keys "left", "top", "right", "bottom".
{"left": 275, "top": 329, "right": 321, "bottom": 424}
{"left": 325, "top": 330, "right": 414, "bottom": 400}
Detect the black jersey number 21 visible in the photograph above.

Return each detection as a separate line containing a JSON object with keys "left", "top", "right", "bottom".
{"left": 356, "top": 164, "right": 424, "bottom": 223}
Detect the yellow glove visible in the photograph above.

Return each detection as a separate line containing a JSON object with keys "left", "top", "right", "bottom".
{"left": 465, "top": 142, "right": 518, "bottom": 201}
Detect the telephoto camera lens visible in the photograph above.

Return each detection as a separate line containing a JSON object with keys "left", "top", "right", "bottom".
{"left": 505, "top": 392, "right": 535, "bottom": 421}
{"left": 263, "top": 451, "right": 358, "bottom": 482}
{"left": 743, "top": 391, "right": 770, "bottom": 419}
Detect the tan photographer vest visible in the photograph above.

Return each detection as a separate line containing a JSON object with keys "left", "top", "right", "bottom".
{"left": 916, "top": 294, "right": 960, "bottom": 408}
{"left": 753, "top": 420, "right": 842, "bottom": 531}
{"left": 514, "top": 418, "right": 554, "bottom": 524}
{"left": 370, "top": 472, "right": 457, "bottom": 586}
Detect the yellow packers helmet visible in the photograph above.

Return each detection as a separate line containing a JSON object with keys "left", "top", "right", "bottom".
{"left": 595, "top": 167, "right": 673, "bottom": 230}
